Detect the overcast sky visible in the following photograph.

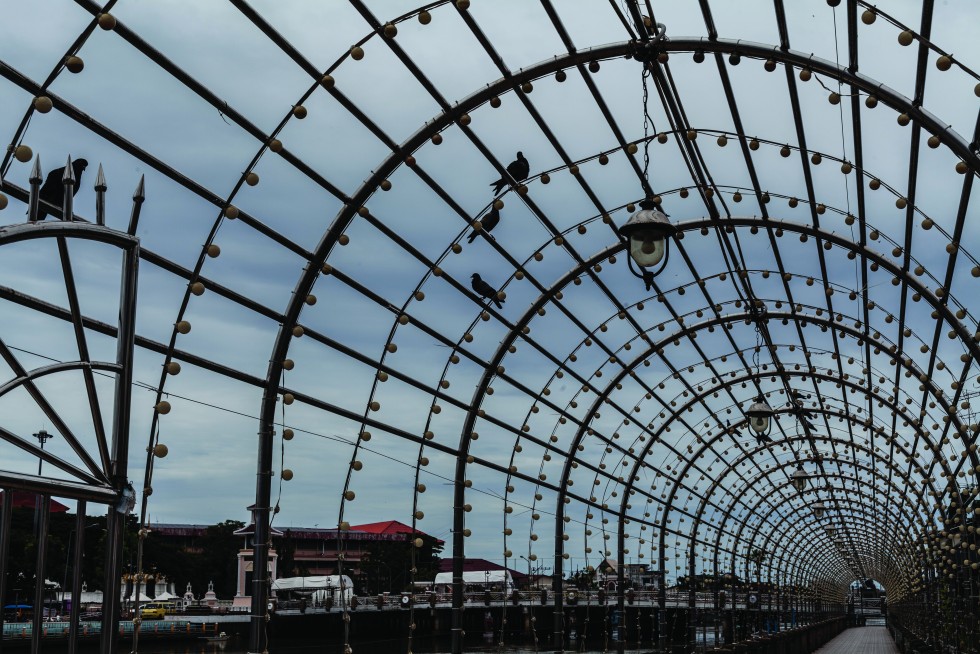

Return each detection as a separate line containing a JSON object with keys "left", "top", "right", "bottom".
{"left": 1, "top": 0, "right": 979, "bottom": 587}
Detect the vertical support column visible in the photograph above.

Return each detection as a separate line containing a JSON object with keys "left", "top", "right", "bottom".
{"left": 68, "top": 501, "right": 87, "bottom": 654}
{"left": 0, "top": 490, "right": 12, "bottom": 654}
{"left": 656, "top": 555, "right": 667, "bottom": 650}
{"left": 100, "top": 242, "right": 139, "bottom": 654}
{"left": 551, "top": 501, "right": 565, "bottom": 654}
{"left": 616, "top": 527, "right": 626, "bottom": 654}
{"left": 248, "top": 417, "right": 275, "bottom": 654}
{"left": 687, "top": 544, "right": 697, "bottom": 652}
{"left": 31, "top": 496, "right": 50, "bottom": 654}
{"left": 450, "top": 459, "right": 466, "bottom": 654}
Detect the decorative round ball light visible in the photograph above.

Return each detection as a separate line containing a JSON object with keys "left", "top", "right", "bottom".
{"left": 14, "top": 145, "right": 32, "bottom": 162}
{"left": 98, "top": 13, "right": 117, "bottom": 30}
{"left": 65, "top": 56, "right": 84, "bottom": 73}
{"left": 33, "top": 96, "right": 53, "bottom": 113}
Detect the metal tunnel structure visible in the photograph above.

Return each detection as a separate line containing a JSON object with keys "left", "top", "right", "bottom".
{"left": 1, "top": 1, "right": 979, "bottom": 653}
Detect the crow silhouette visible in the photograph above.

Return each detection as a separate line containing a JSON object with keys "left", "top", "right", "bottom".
{"left": 490, "top": 151, "right": 529, "bottom": 195}
{"left": 467, "top": 206, "right": 501, "bottom": 243}
{"left": 34, "top": 158, "right": 88, "bottom": 221}
{"left": 471, "top": 273, "right": 503, "bottom": 309}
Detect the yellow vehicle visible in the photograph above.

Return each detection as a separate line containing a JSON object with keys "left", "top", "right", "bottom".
{"left": 139, "top": 603, "right": 167, "bottom": 620}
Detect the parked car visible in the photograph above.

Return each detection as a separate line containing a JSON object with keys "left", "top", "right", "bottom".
{"left": 139, "top": 603, "right": 166, "bottom": 620}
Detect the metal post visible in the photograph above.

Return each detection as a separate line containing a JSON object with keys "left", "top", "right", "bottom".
{"left": 100, "top": 240, "right": 139, "bottom": 654}
{"left": 616, "top": 528, "right": 626, "bottom": 654}
{"left": 551, "top": 504, "right": 565, "bottom": 654}
{"left": 31, "top": 496, "right": 50, "bottom": 654}
{"left": 449, "top": 456, "right": 466, "bottom": 654}
{"left": 687, "top": 550, "right": 697, "bottom": 652}
{"left": 0, "top": 490, "right": 12, "bottom": 654}
{"left": 248, "top": 418, "right": 275, "bottom": 654}
{"left": 68, "top": 501, "right": 87, "bottom": 654}
{"left": 657, "top": 564, "right": 667, "bottom": 651}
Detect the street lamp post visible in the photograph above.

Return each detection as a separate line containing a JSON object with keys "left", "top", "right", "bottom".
{"left": 32, "top": 428, "right": 55, "bottom": 475}
{"left": 32, "top": 429, "right": 56, "bottom": 532}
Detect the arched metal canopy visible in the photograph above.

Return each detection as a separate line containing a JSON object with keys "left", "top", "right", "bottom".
{"left": 1, "top": 1, "right": 979, "bottom": 653}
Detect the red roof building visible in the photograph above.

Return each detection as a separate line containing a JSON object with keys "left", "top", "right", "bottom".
{"left": 349, "top": 520, "right": 442, "bottom": 542}
{"left": 0, "top": 490, "right": 69, "bottom": 512}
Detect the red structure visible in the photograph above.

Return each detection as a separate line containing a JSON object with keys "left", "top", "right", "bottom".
{"left": 0, "top": 490, "right": 69, "bottom": 512}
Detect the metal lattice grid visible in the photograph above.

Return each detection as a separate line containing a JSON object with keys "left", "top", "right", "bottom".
{"left": 0, "top": 1, "right": 979, "bottom": 653}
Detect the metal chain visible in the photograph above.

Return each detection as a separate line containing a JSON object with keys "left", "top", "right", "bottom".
{"left": 642, "top": 67, "right": 651, "bottom": 183}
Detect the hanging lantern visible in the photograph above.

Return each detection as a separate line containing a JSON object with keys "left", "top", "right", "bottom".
{"left": 617, "top": 198, "right": 675, "bottom": 289}
{"left": 791, "top": 464, "right": 810, "bottom": 492}
{"left": 745, "top": 397, "right": 774, "bottom": 436}
{"left": 812, "top": 501, "right": 826, "bottom": 519}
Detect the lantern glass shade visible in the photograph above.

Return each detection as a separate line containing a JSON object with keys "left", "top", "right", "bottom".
{"left": 618, "top": 199, "right": 675, "bottom": 269}
{"left": 746, "top": 399, "right": 774, "bottom": 434}
{"left": 791, "top": 466, "right": 809, "bottom": 492}
{"left": 629, "top": 234, "right": 667, "bottom": 267}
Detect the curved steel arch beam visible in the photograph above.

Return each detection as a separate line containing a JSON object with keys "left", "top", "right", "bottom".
{"left": 247, "top": 39, "right": 980, "bottom": 645}
{"left": 731, "top": 474, "right": 926, "bottom": 591}
{"left": 695, "top": 437, "right": 932, "bottom": 568}
{"left": 733, "top": 471, "right": 930, "bottom": 587}
{"left": 703, "top": 456, "right": 925, "bottom": 579}
{"left": 634, "top": 356, "right": 955, "bottom": 546}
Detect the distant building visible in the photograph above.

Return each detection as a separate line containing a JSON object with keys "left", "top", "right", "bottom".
{"left": 0, "top": 490, "right": 69, "bottom": 512}
{"left": 231, "top": 508, "right": 439, "bottom": 607}
{"left": 148, "top": 507, "right": 440, "bottom": 608}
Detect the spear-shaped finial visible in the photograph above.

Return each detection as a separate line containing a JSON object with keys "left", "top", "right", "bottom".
{"left": 62, "top": 155, "right": 76, "bottom": 221}
{"left": 94, "top": 163, "right": 107, "bottom": 226}
{"left": 95, "top": 163, "right": 107, "bottom": 191}
{"left": 127, "top": 174, "right": 145, "bottom": 235}
{"left": 27, "top": 154, "right": 42, "bottom": 221}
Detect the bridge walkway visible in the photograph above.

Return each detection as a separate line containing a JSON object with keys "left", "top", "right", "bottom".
{"left": 814, "top": 626, "right": 898, "bottom": 653}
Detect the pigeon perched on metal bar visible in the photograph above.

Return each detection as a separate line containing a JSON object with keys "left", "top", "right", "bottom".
{"left": 34, "top": 158, "right": 88, "bottom": 221}
{"left": 467, "top": 206, "right": 501, "bottom": 243}
{"left": 471, "top": 273, "right": 504, "bottom": 309}
{"left": 490, "top": 151, "right": 529, "bottom": 195}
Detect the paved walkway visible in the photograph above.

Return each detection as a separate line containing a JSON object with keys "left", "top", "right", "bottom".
{"left": 814, "top": 626, "right": 899, "bottom": 653}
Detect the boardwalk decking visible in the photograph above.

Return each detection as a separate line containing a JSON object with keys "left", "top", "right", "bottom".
{"left": 814, "top": 626, "right": 899, "bottom": 653}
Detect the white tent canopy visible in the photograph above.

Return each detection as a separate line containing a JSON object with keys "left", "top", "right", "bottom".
{"left": 272, "top": 576, "right": 353, "bottom": 604}
{"left": 433, "top": 570, "right": 514, "bottom": 590}
{"left": 272, "top": 575, "right": 352, "bottom": 591}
